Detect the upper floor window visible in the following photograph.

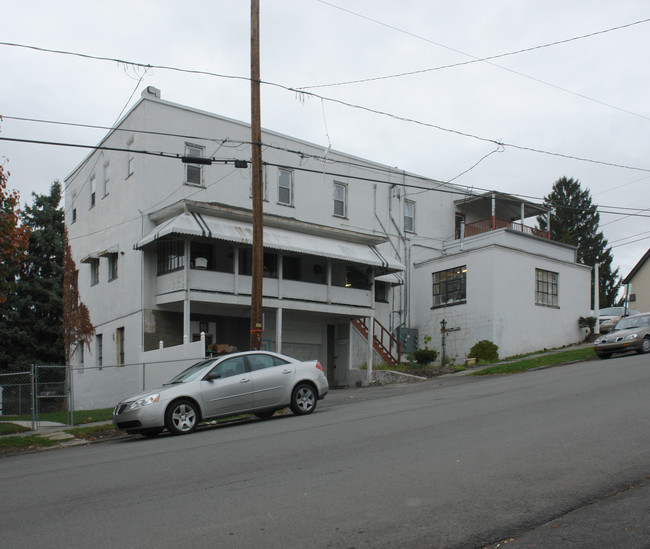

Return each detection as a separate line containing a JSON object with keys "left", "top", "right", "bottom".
{"left": 432, "top": 266, "right": 466, "bottom": 308}
{"left": 404, "top": 200, "right": 415, "bottom": 232}
{"left": 103, "top": 161, "right": 111, "bottom": 197}
{"left": 90, "top": 175, "right": 96, "bottom": 208}
{"left": 72, "top": 208, "right": 77, "bottom": 224}
{"left": 89, "top": 258, "right": 99, "bottom": 286}
{"left": 107, "top": 253, "right": 118, "bottom": 282}
{"left": 96, "top": 334, "right": 103, "bottom": 368}
{"left": 535, "top": 268, "right": 558, "bottom": 307}
{"left": 185, "top": 144, "right": 204, "bottom": 186}
{"left": 278, "top": 168, "right": 293, "bottom": 206}
{"left": 333, "top": 182, "right": 347, "bottom": 217}
{"left": 116, "top": 327, "right": 125, "bottom": 365}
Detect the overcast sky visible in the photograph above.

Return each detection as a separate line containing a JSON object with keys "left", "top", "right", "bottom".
{"left": 2, "top": 0, "right": 649, "bottom": 281}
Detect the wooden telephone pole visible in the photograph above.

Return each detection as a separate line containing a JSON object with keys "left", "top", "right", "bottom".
{"left": 249, "top": 0, "right": 263, "bottom": 350}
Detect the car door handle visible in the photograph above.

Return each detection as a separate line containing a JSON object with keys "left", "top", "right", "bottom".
{"left": 282, "top": 369, "right": 292, "bottom": 374}
{"left": 240, "top": 377, "right": 251, "bottom": 383}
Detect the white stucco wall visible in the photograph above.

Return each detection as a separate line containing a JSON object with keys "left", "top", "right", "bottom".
{"left": 412, "top": 234, "right": 591, "bottom": 360}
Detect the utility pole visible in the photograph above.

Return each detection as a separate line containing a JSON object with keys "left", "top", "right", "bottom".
{"left": 249, "top": 0, "right": 263, "bottom": 350}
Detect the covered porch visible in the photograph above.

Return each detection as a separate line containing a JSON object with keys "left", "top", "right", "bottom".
{"left": 454, "top": 191, "right": 551, "bottom": 240}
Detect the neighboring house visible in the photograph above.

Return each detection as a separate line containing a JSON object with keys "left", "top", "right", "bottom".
{"left": 622, "top": 248, "right": 650, "bottom": 313}
{"left": 64, "top": 87, "right": 590, "bottom": 399}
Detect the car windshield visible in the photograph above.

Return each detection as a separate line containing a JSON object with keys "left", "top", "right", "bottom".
{"left": 614, "top": 315, "right": 650, "bottom": 330}
{"left": 165, "top": 359, "right": 215, "bottom": 384}
{"left": 599, "top": 307, "right": 623, "bottom": 316}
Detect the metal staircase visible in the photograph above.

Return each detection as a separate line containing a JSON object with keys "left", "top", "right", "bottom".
{"left": 352, "top": 318, "right": 402, "bottom": 368}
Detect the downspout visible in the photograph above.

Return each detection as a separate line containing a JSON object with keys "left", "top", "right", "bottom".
{"left": 374, "top": 183, "right": 403, "bottom": 332}
{"left": 388, "top": 173, "right": 409, "bottom": 327}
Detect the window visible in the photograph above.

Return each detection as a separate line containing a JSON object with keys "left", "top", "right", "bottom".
{"left": 333, "top": 182, "right": 347, "bottom": 217}
{"left": 96, "top": 334, "right": 103, "bottom": 368}
{"left": 208, "top": 356, "right": 247, "bottom": 378}
{"left": 107, "top": 253, "right": 118, "bottom": 282}
{"left": 247, "top": 353, "right": 288, "bottom": 371}
{"left": 375, "top": 281, "right": 389, "bottom": 303}
{"left": 432, "top": 266, "right": 467, "bottom": 307}
{"left": 404, "top": 200, "right": 415, "bottom": 232}
{"left": 535, "top": 269, "right": 558, "bottom": 307}
{"left": 116, "top": 327, "right": 125, "bottom": 365}
{"left": 157, "top": 238, "right": 185, "bottom": 274}
{"left": 90, "top": 258, "right": 99, "bottom": 286}
{"left": 278, "top": 168, "right": 293, "bottom": 205}
{"left": 72, "top": 208, "right": 77, "bottom": 224}
{"left": 90, "top": 175, "right": 96, "bottom": 208}
{"left": 185, "top": 144, "right": 204, "bottom": 186}
{"left": 103, "top": 161, "right": 111, "bottom": 197}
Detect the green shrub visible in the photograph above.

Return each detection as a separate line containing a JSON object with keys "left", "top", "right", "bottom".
{"left": 468, "top": 340, "right": 499, "bottom": 362}
{"left": 409, "top": 348, "right": 438, "bottom": 366}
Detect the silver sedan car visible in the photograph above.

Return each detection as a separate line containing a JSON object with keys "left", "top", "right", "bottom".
{"left": 112, "top": 351, "right": 329, "bottom": 436}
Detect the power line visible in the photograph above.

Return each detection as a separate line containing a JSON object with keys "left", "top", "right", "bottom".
{"left": 310, "top": 3, "right": 650, "bottom": 122}
{"left": 2, "top": 133, "right": 648, "bottom": 219}
{"left": 2, "top": 42, "right": 649, "bottom": 175}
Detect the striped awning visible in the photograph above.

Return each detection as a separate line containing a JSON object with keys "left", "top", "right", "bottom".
{"left": 136, "top": 211, "right": 404, "bottom": 272}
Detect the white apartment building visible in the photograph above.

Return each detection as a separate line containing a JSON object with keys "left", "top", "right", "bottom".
{"left": 65, "top": 87, "right": 591, "bottom": 394}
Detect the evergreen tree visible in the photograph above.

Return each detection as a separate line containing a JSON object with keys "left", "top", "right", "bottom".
{"left": 0, "top": 182, "right": 64, "bottom": 371}
{"left": 538, "top": 177, "right": 619, "bottom": 307}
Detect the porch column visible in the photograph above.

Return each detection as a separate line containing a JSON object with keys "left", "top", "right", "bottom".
{"left": 491, "top": 193, "right": 496, "bottom": 230}
{"left": 520, "top": 202, "right": 525, "bottom": 230}
{"left": 326, "top": 260, "right": 332, "bottom": 303}
{"left": 367, "top": 312, "right": 374, "bottom": 385}
{"left": 276, "top": 307, "right": 283, "bottom": 354}
{"left": 183, "top": 238, "right": 190, "bottom": 343}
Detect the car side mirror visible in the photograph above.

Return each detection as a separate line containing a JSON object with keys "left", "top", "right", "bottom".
{"left": 205, "top": 372, "right": 222, "bottom": 381}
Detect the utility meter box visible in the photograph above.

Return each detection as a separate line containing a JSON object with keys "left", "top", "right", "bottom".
{"left": 396, "top": 328, "right": 418, "bottom": 354}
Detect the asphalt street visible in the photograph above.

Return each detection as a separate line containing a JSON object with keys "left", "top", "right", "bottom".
{"left": 0, "top": 352, "right": 648, "bottom": 548}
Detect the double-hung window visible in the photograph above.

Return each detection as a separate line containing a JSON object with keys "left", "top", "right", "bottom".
{"left": 432, "top": 266, "right": 467, "bottom": 307}
{"left": 96, "top": 334, "right": 103, "bottom": 368}
{"left": 404, "top": 200, "right": 415, "bottom": 232}
{"left": 90, "top": 258, "right": 99, "bottom": 286}
{"left": 333, "top": 182, "right": 347, "bottom": 217}
{"left": 535, "top": 269, "right": 558, "bottom": 307}
{"left": 107, "top": 253, "right": 118, "bottom": 282}
{"left": 185, "top": 144, "right": 204, "bottom": 186}
{"left": 278, "top": 168, "right": 293, "bottom": 206}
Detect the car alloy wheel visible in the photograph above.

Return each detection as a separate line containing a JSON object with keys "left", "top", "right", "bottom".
{"left": 641, "top": 338, "right": 650, "bottom": 354}
{"left": 166, "top": 399, "right": 199, "bottom": 435}
{"left": 290, "top": 383, "right": 317, "bottom": 415}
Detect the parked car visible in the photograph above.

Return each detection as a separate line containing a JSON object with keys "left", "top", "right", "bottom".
{"left": 594, "top": 312, "right": 650, "bottom": 359}
{"left": 597, "top": 306, "right": 641, "bottom": 333}
{"left": 112, "top": 351, "right": 329, "bottom": 436}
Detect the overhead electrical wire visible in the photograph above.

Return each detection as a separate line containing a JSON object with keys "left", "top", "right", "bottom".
{"left": 309, "top": 3, "right": 650, "bottom": 122}
{"left": 2, "top": 132, "right": 648, "bottom": 219}
{"left": 1, "top": 41, "right": 649, "bottom": 176}
{"left": 306, "top": 5, "right": 650, "bottom": 93}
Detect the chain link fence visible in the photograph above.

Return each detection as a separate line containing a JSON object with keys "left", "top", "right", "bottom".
{"left": 0, "top": 355, "right": 204, "bottom": 427}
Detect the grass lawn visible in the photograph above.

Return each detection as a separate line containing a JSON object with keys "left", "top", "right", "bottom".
{"left": 0, "top": 407, "right": 114, "bottom": 426}
{"left": 471, "top": 346, "right": 597, "bottom": 375}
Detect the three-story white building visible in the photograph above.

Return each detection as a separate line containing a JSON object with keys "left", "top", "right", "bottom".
{"left": 65, "top": 87, "right": 591, "bottom": 394}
